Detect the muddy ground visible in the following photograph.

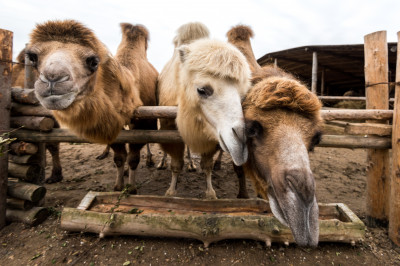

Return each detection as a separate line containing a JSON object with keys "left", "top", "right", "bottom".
{"left": 1, "top": 133, "right": 400, "bottom": 265}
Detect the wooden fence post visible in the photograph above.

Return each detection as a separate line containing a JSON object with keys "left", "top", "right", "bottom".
{"left": 0, "top": 29, "right": 13, "bottom": 229}
{"left": 389, "top": 31, "right": 400, "bottom": 246}
{"left": 311, "top": 51, "right": 318, "bottom": 94}
{"left": 364, "top": 31, "right": 390, "bottom": 226}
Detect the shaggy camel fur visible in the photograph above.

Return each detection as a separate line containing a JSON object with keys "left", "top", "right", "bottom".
{"left": 227, "top": 25, "right": 323, "bottom": 247}
{"left": 27, "top": 20, "right": 158, "bottom": 192}
{"left": 158, "top": 22, "right": 251, "bottom": 199}
{"left": 12, "top": 49, "right": 63, "bottom": 183}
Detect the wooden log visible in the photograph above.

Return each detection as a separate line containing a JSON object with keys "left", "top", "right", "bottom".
{"left": 36, "top": 143, "right": 46, "bottom": 184}
{"left": 318, "top": 135, "right": 391, "bottom": 149}
{"left": 321, "top": 109, "right": 392, "bottom": 121}
{"left": 311, "top": 51, "right": 318, "bottom": 94}
{"left": 9, "top": 141, "right": 38, "bottom": 155}
{"left": 6, "top": 207, "right": 49, "bottom": 226}
{"left": 8, "top": 162, "right": 41, "bottom": 182}
{"left": 10, "top": 116, "right": 54, "bottom": 132}
{"left": 61, "top": 193, "right": 365, "bottom": 247}
{"left": 11, "top": 102, "right": 52, "bottom": 117}
{"left": 10, "top": 87, "right": 39, "bottom": 105}
{"left": 0, "top": 28, "right": 13, "bottom": 230}
{"left": 345, "top": 123, "right": 392, "bottom": 136}
{"left": 6, "top": 198, "right": 34, "bottom": 210}
{"left": 133, "top": 106, "right": 177, "bottom": 119}
{"left": 9, "top": 128, "right": 392, "bottom": 149}
{"left": 8, "top": 153, "right": 40, "bottom": 164}
{"left": 10, "top": 128, "right": 183, "bottom": 144}
{"left": 364, "top": 31, "right": 390, "bottom": 225}
{"left": 7, "top": 180, "right": 46, "bottom": 202}
{"left": 389, "top": 31, "right": 400, "bottom": 247}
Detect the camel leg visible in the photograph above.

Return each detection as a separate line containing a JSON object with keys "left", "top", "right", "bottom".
{"left": 201, "top": 151, "right": 218, "bottom": 199}
{"left": 163, "top": 143, "right": 185, "bottom": 196}
{"left": 233, "top": 163, "right": 249, "bottom": 199}
{"left": 186, "top": 146, "right": 197, "bottom": 172}
{"left": 156, "top": 151, "right": 168, "bottom": 170}
{"left": 127, "top": 143, "right": 144, "bottom": 194}
{"left": 45, "top": 142, "right": 63, "bottom": 184}
{"left": 145, "top": 143, "right": 155, "bottom": 167}
{"left": 213, "top": 148, "right": 224, "bottom": 171}
{"left": 96, "top": 144, "right": 110, "bottom": 160}
{"left": 110, "top": 143, "right": 127, "bottom": 191}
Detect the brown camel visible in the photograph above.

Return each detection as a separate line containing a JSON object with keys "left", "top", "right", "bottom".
{"left": 158, "top": 22, "right": 251, "bottom": 199}
{"left": 26, "top": 20, "right": 158, "bottom": 192}
{"left": 227, "top": 25, "right": 323, "bottom": 247}
{"left": 12, "top": 49, "right": 62, "bottom": 183}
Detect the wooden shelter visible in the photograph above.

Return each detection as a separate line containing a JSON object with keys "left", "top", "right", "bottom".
{"left": 257, "top": 43, "right": 398, "bottom": 97}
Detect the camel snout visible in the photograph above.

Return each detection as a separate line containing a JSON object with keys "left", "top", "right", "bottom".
{"left": 219, "top": 123, "right": 248, "bottom": 166}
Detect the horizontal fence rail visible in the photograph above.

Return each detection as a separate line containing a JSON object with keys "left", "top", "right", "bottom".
{"left": 132, "top": 106, "right": 393, "bottom": 121}
{"left": 10, "top": 128, "right": 392, "bottom": 149}
{"left": 318, "top": 96, "right": 395, "bottom": 103}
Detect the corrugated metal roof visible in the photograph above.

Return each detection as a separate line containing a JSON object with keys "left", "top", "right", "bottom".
{"left": 257, "top": 43, "right": 397, "bottom": 97}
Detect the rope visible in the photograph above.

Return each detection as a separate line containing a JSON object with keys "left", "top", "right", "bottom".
{"left": 366, "top": 81, "right": 400, "bottom": 87}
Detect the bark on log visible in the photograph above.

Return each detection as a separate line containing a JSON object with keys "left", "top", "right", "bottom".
{"left": 345, "top": 123, "right": 392, "bottom": 136}
{"left": 389, "top": 31, "right": 400, "bottom": 247}
{"left": 9, "top": 141, "right": 38, "bottom": 155}
{"left": 11, "top": 102, "right": 52, "bottom": 117}
{"left": 11, "top": 116, "right": 54, "bottom": 132}
{"left": 321, "top": 109, "right": 392, "bottom": 121}
{"left": 7, "top": 180, "right": 46, "bottom": 202}
{"left": 364, "top": 31, "right": 390, "bottom": 225}
{"left": 0, "top": 28, "right": 13, "bottom": 230}
{"left": 8, "top": 162, "right": 41, "bottom": 182}
{"left": 134, "top": 106, "right": 177, "bottom": 119}
{"left": 9, "top": 129, "right": 392, "bottom": 149}
{"left": 6, "top": 207, "right": 49, "bottom": 226}
{"left": 10, "top": 87, "right": 39, "bottom": 105}
{"left": 6, "top": 198, "right": 34, "bottom": 210}
{"left": 8, "top": 154, "right": 40, "bottom": 164}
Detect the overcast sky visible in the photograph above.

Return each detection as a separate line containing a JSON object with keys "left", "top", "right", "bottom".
{"left": 1, "top": 0, "right": 399, "bottom": 71}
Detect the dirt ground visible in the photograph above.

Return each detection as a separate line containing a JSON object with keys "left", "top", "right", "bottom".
{"left": 1, "top": 135, "right": 400, "bottom": 265}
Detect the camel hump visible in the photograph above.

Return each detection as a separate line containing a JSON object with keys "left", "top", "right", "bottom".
{"left": 226, "top": 25, "right": 254, "bottom": 42}
{"left": 120, "top": 23, "right": 150, "bottom": 47}
{"left": 173, "top": 22, "right": 210, "bottom": 47}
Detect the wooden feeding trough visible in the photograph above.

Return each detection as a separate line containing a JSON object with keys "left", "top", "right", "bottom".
{"left": 61, "top": 192, "right": 365, "bottom": 247}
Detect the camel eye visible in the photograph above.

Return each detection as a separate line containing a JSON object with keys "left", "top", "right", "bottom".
{"left": 246, "top": 120, "right": 263, "bottom": 138}
{"left": 86, "top": 55, "right": 99, "bottom": 73}
{"left": 197, "top": 85, "right": 214, "bottom": 98}
{"left": 309, "top": 131, "right": 322, "bottom": 151}
{"left": 26, "top": 52, "right": 38, "bottom": 67}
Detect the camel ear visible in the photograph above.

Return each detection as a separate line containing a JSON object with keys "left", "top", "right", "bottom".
{"left": 178, "top": 45, "right": 189, "bottom": 63}
{"left": 245, "top": 120, "right": 263, "bottom": 138}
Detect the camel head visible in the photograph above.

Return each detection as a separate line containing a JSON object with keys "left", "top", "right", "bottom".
{"left": 26, "top": 20, "right": 109, "bottom": 110}
{"left": 243, "top": 68, "right": 323, "bottom": 247}
{"left": 176, "top": 39, "right": 251, "bottom": 166}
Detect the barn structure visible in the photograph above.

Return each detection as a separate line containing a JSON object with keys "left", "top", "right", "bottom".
{"left": 257, "top": 43, "right": 398, "bottom": 99}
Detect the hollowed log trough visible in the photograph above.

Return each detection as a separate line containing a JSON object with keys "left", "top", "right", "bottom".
{"left": 61, "top": 192, "right": 365, "bottom": 247}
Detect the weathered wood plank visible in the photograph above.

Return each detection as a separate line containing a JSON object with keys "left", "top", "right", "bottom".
{"left": 364, "top": 31, "right": 390, "bottom": 225}
{"left": 0, "top": 28, "right": 13, "bottom": 229}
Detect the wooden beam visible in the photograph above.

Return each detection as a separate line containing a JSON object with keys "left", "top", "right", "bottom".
{"left": 311, "top": 52, "right": 318, "bottom": 94}
{"left": 9, "top": 128, "right": 392, "bottom": 149}
{"left": 319, "top": 96, "right": 395, "bottom": 103}
{"left": 389, "top": 31, "right": 400, "bottom": 247}
{"left": 11, "top": 87, "right": 39, "bottom": 105}
{"left": 321, "top": 109, "right": 392, "bottom": 121}
{"left": 364, "top": 31, "right": 390, "bottom": 226}
{"left": 345, "top": 123, "right": 392, "bottom": 136}
{"left": 0, "top": 28, "right": 13, "bottom": 229}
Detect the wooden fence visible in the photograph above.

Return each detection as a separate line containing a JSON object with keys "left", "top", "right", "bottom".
{"left": 0, "top": 28, "right": 399, "bottom": 246}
